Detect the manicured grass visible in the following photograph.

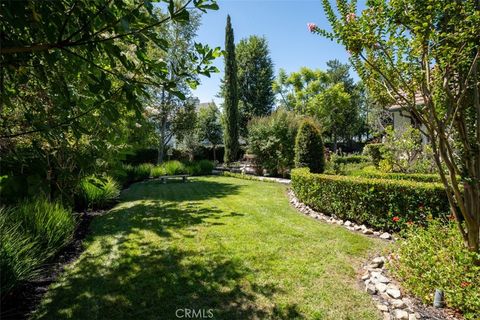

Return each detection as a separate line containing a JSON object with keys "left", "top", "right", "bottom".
{"left": 34, "top": 176, "right": 385, "bottom": 319}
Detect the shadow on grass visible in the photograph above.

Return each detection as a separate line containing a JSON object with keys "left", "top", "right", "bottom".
{"left": 34, "top": 179, "right": 304, "bottom": 319}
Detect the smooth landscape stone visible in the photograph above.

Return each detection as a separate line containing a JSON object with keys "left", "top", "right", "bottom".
{"left": 361, "top": 273, "right": 370, "bottom": 280}
{"left": 366, "top": 284, "right": 377, "bottom": 294}
{"left": 392, "top": 309, "right": 409, "bottom": 320}
{"left": 363, "top": 229, "right": 374, "bottom": 235}
{"left": 375, "top": 274, "right": 390, "bottom": 284}
{"left": 387, "top": 288, "right": 402, "bottom": 299}
{"left": 408, "top": 313, "right": 416, "bottom": 320}
{"left": 376, "top": 282, "right": 388, "bottom": 293}
{"left": 380, "top": 232, "right": 392, "bottom": 240}
{"left": 391, "top": 299, "right": 406, "bottom": 309}
{"left": 353, "top": 225, "right": 362, "bottom": 231}
{"left": 344, "top": 220, "right": 352, "bottom": 226}
{"left": 377, "top": 304, "right": 389, "bottom": 312}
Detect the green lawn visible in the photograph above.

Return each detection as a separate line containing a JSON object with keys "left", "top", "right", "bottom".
{"left": 34, "top": 176, "right": 385, "bottom": 320}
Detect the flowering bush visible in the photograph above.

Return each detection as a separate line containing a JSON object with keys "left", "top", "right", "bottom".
{"left": 390, "top": 220, "right": 480, "bottom": 319}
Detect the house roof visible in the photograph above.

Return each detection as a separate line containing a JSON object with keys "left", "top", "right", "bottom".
{"left": 388, "top": 92, "right": 425, "bottom": 112}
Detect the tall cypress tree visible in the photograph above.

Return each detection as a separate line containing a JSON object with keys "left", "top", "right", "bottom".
{"left": 223, "top": 15, "right": 239, "bottom": 163}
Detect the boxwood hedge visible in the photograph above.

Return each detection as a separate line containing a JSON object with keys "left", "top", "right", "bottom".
{"left": 349, "top": 169, "right": 442, "bottom": 183}
{"left": 291, "top": 168, "right": 449, "bottom": 231}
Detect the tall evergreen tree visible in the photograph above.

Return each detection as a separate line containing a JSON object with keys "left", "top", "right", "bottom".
{"left": 236, "top": 36, "right": 275, "bottom": 136}
{"left": 223, "top": 15, "right": 239, "bottom": 163}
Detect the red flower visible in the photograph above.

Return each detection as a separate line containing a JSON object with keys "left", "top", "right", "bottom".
{"left": 461, "top": 281, "right": 471, "bottom": 288}
{"left": 392, "top": 216, "right": 400, "bottom": 222}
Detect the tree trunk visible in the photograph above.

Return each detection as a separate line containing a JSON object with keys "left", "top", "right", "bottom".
{"left": 464, "top": 183, "right": 480, "bottom": 253}
{"left": 333, "top": 132, "right": 338, "bottom": 152}
{"left": 157, "top": 116, "right": 168, "bottom": 165}
{"left": 213, "top": 145, "right": 217, "bottom": 163}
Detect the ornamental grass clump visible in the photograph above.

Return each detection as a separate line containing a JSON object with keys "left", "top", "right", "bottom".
{"left": 0, "top": 198, "right": 76, "bottom": 295}
{"left": 77, "top": 175, "right": 120, "bottom": 210}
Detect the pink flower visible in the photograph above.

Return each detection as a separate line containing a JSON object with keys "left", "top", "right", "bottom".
{"left": 392, "top": 216, "right": 400, "bottom": 222}
{"left": 346, "top": 13, "right": 356, "bottom": 23}
{"left": 307, "top": 23, "right": 317, "bottom": 32}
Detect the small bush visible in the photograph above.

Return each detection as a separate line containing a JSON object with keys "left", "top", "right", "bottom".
{"left": 0, "top": 213, "right": 43, "bottom": 294}
{"left": 76, "top": 175, "right": 120, "bottom": 210}
{"left": 291, "top": 168, "right": 449, "bottom": 231}
{"left": 196, "top": 160, "right": 214, "bottom": 175}
{"left": 163, "top": 160, "right": 187, "bottom": 175}
{"left": 326, "top": 154, "right": 370, "bottom": 175}
{"left": 151, "top": 165, "right": 167, "bottom": 178}
{"left": 390, "top": 220, "right": 480, "bottom": 319}
{"left": 0, "top": 199, "right": 76, "bottom": 295}
{"left": 332, "top": 154, "right": 369, "bottom": 165}
{"left": 11, "top": 198, "right": 76, "bottom": 248}
{"left": 136, "top": 163, "right": 154, "bottom": 180}
{"left": 363, "top": 143, "right": 384, "bottom": 168}
{"left": 294, "top": 120, "right": 325, "bottom": 173}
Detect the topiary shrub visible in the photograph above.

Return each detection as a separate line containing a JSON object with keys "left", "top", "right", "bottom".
{"left": 362, "top": 143, "right": 384, "bottom": 168}
{"left": 294, "top": 120, "right": 325, "bottom": 173}
{"left": 291, "top": 168, "right": 449, "bottom": 231}
{"left": 390, "top": 220, "right": 480, "bottom": 319}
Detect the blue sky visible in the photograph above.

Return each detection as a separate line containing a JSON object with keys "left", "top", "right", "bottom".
{"left": 193, "top": 0, "right": 359, "bottom": 104}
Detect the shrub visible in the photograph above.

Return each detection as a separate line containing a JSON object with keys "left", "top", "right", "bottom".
{"left": 151, "top": 165, "right": 167, "bottom": 178}
{"left": 136, "top": 163, "right": 154, "bottom": 180}
{"left": 291, "top": 168, "right": 449, "bottom": 231}
{"left": 76, "top": 175, "right": 120, "bottom": 210}
{"left": 362, "top": 143, "right": 384, "bottom": 168}
{"left": 390, "top": 220, "right": 480, "bottom": 319}
{"left": 326, "top": 154, "right": 370, "bottom": 175}
{"left": 186, "top": 160, "right": 214, "bottom": 176}
{"left": 10, "top": 197, "right": 76, "bottom": 248}
{"left": 294, "top": 120, "right": 325, "bottom": 173}
{"left": 124, "top": 148, "right": 158, "bottom": 165}
{"left": 0, "top": 199, "right": 76, "bottom": 295}
{"left": 247, "top": 109, "right": 302, "bottom": 176}
{"left": 380, "top": 125, "right": 437, "bottom": 173}
{"left": 332, "top": 154, "right": 369, "bottom": 165}
{"left": 0, "top": 212, "right": 43, "bottom": 294}
{"left": 163, "top": 160, "right": 187, "bottom": 175}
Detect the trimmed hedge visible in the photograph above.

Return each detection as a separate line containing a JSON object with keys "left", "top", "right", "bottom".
{"left": 291, "top": 168, "right": 449, "bottom": 231}
{"left": 332, "top": 155, "right": 369, "bottom": 165}
{"left": 349, "top": 169, "right": 442, "bottom": 183}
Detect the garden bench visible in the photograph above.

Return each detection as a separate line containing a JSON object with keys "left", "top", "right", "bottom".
{"left": 158, "top": 175, "right": 189, "bottom": 184}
